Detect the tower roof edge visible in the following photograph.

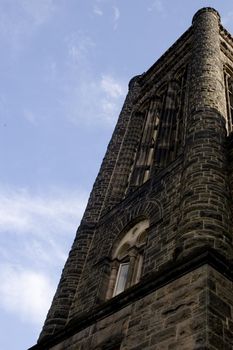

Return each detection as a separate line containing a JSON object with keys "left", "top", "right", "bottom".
{"left": 192, "top": 7, "right": 220, "bottom": 24}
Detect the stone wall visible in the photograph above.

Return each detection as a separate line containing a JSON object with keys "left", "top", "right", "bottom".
{"left": 39, "top": 18, "right": 192, "bottom": 340}
{"left": 48, "top": 266, "right": 218, "bottom": 350}
{"left": 34, "top": 7, "right": 233, "bottom": 350}
{"left": 176, "top": 8, "right": 233, "bottom": 260}
{"left": 68, "top": 157, "right": 182, "bottom": 317}
{"left": 207, "top": 267, "right": 233, "bottom": 349}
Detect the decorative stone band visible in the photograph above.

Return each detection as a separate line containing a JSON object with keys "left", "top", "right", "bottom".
{"left": 28, "top": 247, "right": 233, "bottom": 350}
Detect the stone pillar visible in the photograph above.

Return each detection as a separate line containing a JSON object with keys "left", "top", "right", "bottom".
{"left": 105, "top": 261, "right": 118, "bottom": 300}
{"left": 176, "top": 8, "right": 233, "bottom": 260}
{"left": 126, "top": 248, "right": 138, "bottom": 289}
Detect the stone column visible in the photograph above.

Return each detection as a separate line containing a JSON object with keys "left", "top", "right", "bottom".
{"left": 176, "top": 8, "right": 233, "bottom": 260}
{"left": 126, "top": 248, "right": 138, "bottom": 289}
{"left": 105, "top": 261, "right": 118, "bottom": 300}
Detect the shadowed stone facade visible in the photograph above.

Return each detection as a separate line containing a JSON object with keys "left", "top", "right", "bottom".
{"left": 30, "top": 8, "right": 233, "bottom": 350}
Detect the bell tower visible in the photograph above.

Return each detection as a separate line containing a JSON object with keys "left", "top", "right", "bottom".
{"left": 30, "top": 8, "right": 233, "bottom": 350}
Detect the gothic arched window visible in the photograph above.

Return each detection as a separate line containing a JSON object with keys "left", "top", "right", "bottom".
{"left": 106, "top": 220, "right": 149, "bottom": 299}
{"left": 128, "top": 67, "right": 187, "bottom": 192}
{"left": 224, "top": 68, "right": 233, "bottom": 134}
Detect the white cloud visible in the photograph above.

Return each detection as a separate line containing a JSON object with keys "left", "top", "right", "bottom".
{"left": 64, "top": 74, "right": 127, "bottom": 126}
{"left": 93, "top": 5, "right": 103, "bottom": 16}
{"left": 0, "top": 185, "right": 88, "bottom": 273}
{"left": 148, "top": 0, "right": 164, "bottom": 13}
{"left": 23, "top": 109, "right": 37, "bottom": 125}
{"left": 113, "top": 6, "right": 120, "bottom": 30}
{"left": 101, "top": 75, "right": 125, "bottom": 98}
{"left": 67, "top": 33, "right": 96, "bottom": 66}
{"left": 0, "top": 186, "right": 87, "bottom": 236}
{"left": 20, "top": 0, "right": 55, "bottom": 26}
{"left": 22, "top": 236, "right": 68, "bottom": 267}
{"left": 0, "top": 0, "right": 56, "bottom": 50}
{"left": 0, "top": 264, "right": 55, "bottom": 324}
{"left": 63, "top": 33, "right": 127, "bottom": 127}
{"left": 0, "top": 185, "right": 88, "bottom": 325}
{"left": 98, "top": 74, "right": 126, "bottom": 123}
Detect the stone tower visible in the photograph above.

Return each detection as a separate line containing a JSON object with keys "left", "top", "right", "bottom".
{"left": 30, "top": 8, "right": 233, "bottom": 350}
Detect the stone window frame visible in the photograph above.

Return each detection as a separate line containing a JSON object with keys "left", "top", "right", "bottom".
{"left": 129, "top": 66, "right": 187, "bottom": 191}
{"left": 106, "top": 219, "right": 149, "bottom": 299}
{"left": 224, "top": 66, "right": 233, "bottom": 134}
{"left": 128, "top": 96, "right": 163, "bottom": 190}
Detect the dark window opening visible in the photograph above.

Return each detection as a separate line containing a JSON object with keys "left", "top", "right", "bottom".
{"left": 128, "top": 67, "right": 187, "bottom": 190}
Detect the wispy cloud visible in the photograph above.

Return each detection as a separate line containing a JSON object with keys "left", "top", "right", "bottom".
{"left": 101, "top": 75, "right": 125, "bottom": 98}
{"left": 0, "top": 264, "right": 55, "bottom": 324}
{"left": 147, "top": 0, "right": 164, "bottom": 13}
{"left": 20, "top": 0, "right": 56, "bottom": 26}
{"left": 0, "top": 185, "right": 88, "bottom": 271}
{"left": 113, "top": 6, "right": 120, "bottom": 30}
{"left": 23, "top": 109, "right": 37, "bottom": 125}
{"left": 67, "top": 32, "right": 96, "bottom": 66}
{"left": 93, "top": 5, "right": 103, "bottom": 16}
{"left": 63, "top": 31, "right": 127, "bottom": 127}
{"left": 0, "top": 0, "right": 56, "bottom": 50}
{"left": 0, "top": 186, "right": 87, "bottom": 236}
{"left": 64, "top": 74, "right": 127, "bottom": 127}
{"left": 0, "top": 185, "right": 88, "bottom": 325}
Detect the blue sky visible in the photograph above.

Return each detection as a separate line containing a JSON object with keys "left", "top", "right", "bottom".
{"left": 1, "top": 1, "right": 233, "bottom": 349}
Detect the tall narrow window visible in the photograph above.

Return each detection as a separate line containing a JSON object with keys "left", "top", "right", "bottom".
{"left": 113, "top": 262, "right": 130, "bottom": 296}
{"left": 155, "top": 68, "right": 187, "bottom": 168}
{"left": 106, "top": 220, "right": 149, "bottom": 300}
{"left": 229, "top": 79, "right": 233, "bottom": 124}
{"left": 225, "top": 70, "right": 233, "bottom": 133}
{"left": 128, "top": 68, "right": 187, "bottom": 192}
{"left": 129, "top": 98, "right": 162, "bottom": 189}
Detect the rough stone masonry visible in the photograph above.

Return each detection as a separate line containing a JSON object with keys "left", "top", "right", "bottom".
{"left": 29, "top": 8, "right": 233, "bottom": 350}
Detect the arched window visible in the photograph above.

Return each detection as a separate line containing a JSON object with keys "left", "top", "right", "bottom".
{"left": 106, "top": 219, "right": 149, "bottom": 299}
{"left": 128, "top": 67, "right": 187, "bottom": 193}
{"left": 224, "top": 68, "right": 233, "bottom": 134}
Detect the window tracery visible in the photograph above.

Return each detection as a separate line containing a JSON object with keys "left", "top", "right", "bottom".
{"left": 128, "top": 67, "right": 187, "bottom": 191}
